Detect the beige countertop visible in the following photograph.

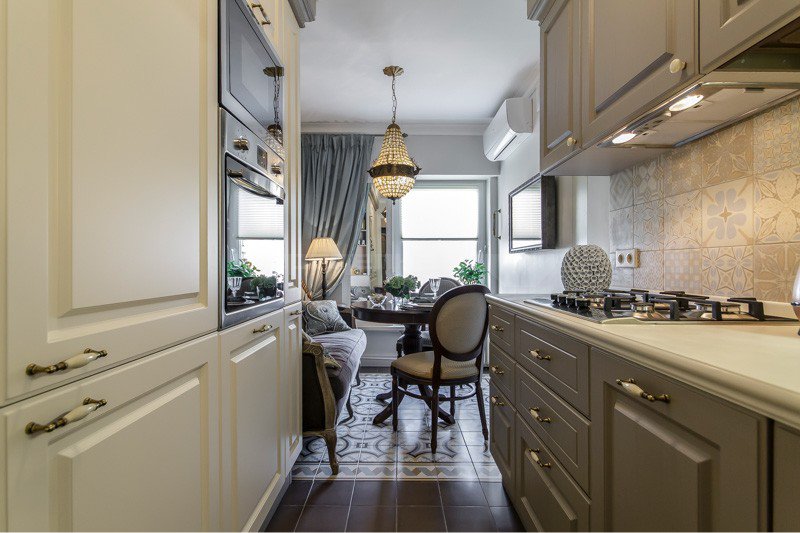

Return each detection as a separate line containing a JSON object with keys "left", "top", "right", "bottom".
{"left": 487, "top": 294, "right": 800, "bottom": 429}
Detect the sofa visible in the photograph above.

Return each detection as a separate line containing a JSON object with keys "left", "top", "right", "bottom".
{"left": 302, "top": 306, "right": 366, "bottom": 474}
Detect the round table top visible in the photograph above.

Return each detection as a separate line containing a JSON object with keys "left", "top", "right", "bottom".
{"left": 351, "top": 300, "right": 431, "bottom": 325}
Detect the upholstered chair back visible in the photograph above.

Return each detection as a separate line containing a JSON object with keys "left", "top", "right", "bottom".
{"left": 429, "top": 284, "right": 490, "bottom": 363}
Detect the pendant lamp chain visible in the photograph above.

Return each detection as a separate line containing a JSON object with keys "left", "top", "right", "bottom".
{"left": 391, "top": 70, "right": 398, "bottom": 124}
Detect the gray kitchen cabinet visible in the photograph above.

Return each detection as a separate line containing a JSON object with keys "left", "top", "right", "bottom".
{"left": 540, "top": 0, "right": 581, "bottom": 172}
{"left": 489, "top": 385, "right": 516, "bottom": 495}
{"left": 773, "top": 423, "right": 800, "bottom": 531}
{"left": 590, "top": 349, "right": 767, "bottom": 531}
{"left": 699, "top": 0, "right": 800, "bottom": 72}
{"left": 580, "top": 0, "right": 698, "bottom": 146}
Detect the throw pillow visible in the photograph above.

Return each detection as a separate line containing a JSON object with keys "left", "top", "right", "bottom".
{"left": 303, "top": 300, "right": 351, "bottom": 336}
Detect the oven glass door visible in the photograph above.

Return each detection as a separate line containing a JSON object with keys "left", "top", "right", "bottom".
{"left": 224, "top": 157, "right": 285, "bottom": 322}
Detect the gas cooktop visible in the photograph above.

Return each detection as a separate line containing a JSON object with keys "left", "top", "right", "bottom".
{"left": 524, "top": 289, "right": 799, "bottom": 324}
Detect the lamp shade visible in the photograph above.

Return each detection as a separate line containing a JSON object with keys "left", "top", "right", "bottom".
{"left": 306, "top": 237, "right": 343, "bottom": 261}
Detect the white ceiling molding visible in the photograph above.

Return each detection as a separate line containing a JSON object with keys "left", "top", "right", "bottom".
{"left": 301, "top": 121, "right": 491, "bottom": 136}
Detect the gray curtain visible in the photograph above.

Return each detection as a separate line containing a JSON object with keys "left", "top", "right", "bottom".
{"left": 302, "top": 134, "right": 375, "bottom": 300}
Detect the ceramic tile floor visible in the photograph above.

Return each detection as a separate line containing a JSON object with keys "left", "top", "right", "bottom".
{"left": 290, "top": 372, "right": 501, "bottom": 482}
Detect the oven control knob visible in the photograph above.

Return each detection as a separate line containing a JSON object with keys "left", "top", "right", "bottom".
{"left": 233, "top": 137, "right": 250, "bottom": 151}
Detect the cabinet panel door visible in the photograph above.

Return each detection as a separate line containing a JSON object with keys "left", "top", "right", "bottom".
{"left": 489, "top": 385, "right": 515, "bottom": 490}
{"left": 590, "top": 350, "right": 767, "bottom": 531}
{"left": 540, "top": 0, "right": 581, "bottom": 172}
{"left": 220, "top": 311, "right": 285, "bottom": 531}
{"left": 581, "top": 0, "right": 697, "bottom": 146}
{"left": 700, "top": 0, "right": 800, "bottom": 72}
{"left": 774, "top": 423, "right": 800, "bottom": 531}
{"left": 3, "top": 0, "right": 218, "bottom": 401}
{"left": 283, "top": 302, "right": 303, "bottom": 470}
{"left": 3, "top": 335, "right": 219, "bottom": 531}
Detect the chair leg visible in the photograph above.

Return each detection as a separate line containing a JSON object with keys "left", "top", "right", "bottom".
{"left": 342, "top": 390, "right": 354, "bottom": 423}
{"left": 391, "top": 374, "right": 399, "bottom": 432}
{"left": 355, "top": 368, "right": 361, "bottom": 386}
{"left": 396, "top": 342, "right": 403, "bottom": 358}
{"left": 475, "top": 381, "right": 489, "bottom": 442}
{"left": 449, "top": 385, "right": 456, "bottom": 417}
{"left": 431, "top": 385, "right": 439, "bottom": 455}
{"left": 322, "top": 430, "right": 339, "bottom": 475}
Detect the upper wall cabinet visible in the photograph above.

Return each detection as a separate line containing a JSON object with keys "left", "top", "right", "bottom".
{"left": 540, "top": 0, "right": 582, "bottom": 172}
{"left": 2, "top": 0, "right": 219, "bottom": 402}
{"left": 699, "top": 0, "right": 800, "bottom": 72}
{"left": 580, "top": 0, "right": 698, "bottom": 147}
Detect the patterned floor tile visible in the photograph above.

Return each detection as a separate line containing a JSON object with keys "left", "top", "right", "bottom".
{"left": 355, "top": 463, "right": 397, "bottom": 479}
{"left": 315, "top": 463, "right": 359, "bottom": 480}
{"left": 292, "top": 463, "right": 319, "bottom": 480}
{"left": 474, "top": 463, "right": 503, "bottom": 481}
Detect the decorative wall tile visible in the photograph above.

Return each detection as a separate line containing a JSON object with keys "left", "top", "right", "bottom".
{"left": 610, "top": 168, "right": 634, "bottom": 210}
{"left": 664, "top": 191, "right": 701, "bottom": 249}
{"left": 609, "top": 207, "right": 634, "bottom": 250}
{"left": 754, "top": 243, "right": 800, "bottom": 302}
{"left": 701, "top": 121, "right": 754, "bottom": 186}
{"left": 702, "top": 178, "right": 754, "bottom": 247}
{"left": 633, "top": 156, "right": 664, "bottom": 204}
{"left": 664, "top": 249, "right": 702, "bottom": 294}
{"left": 633, "top": 250, "right": 664, "bottom": 291}
{"left": 665, "top": 143, "right": 702, "bottom": 195}
{"left": 754, "top": 97, "right": 800, "bottom": 174}
{"left": 633, "top": 200, "right": 664, "bottom": 251}
{"left": 701, "top": 246, "right": 754, "bottom": 297}
{"left": 610, "top": 266, "right": 633, "bottom": 288}
{"left": 754, "top": 166, "right": 800, "bottom": 243}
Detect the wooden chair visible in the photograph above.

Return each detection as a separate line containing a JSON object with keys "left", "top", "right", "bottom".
{"left": 394, "top": 277, "right": 462, "bottom": 358}
{"left": 389, "top": 284, "right": 491, "bottom": 454}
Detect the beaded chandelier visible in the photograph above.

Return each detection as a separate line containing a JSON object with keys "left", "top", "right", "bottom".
{"left": 368, "top": 66, "right": 421, "bottom": 203}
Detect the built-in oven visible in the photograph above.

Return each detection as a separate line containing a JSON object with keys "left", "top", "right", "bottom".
{"left": 220, "top": 0, "right": 284, "bottom": 150}
{"left": 221, "top": 110, "right": 286, "bottom": 329}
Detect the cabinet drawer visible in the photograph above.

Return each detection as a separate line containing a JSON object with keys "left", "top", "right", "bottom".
{"left": 515, "top": 414, "right": 590, "bottom": 532}
{"left": 488, "top": 305, "right": 515, "bottom": 352}
{"left": 517, "top": 366, "right": 589, "bottom": 493}
{"left": 517, "top": 317, "right": 589, "bottom": 416}
{"left": 489, "top": 343, "right": 516, "bottom": 403}
{"left": 489, "top": 385, "right": 516, "bottom": 491}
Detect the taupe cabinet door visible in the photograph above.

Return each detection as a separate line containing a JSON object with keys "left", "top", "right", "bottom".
{"left": 489, "top": 385, "right": 516, "bottom": 487}
{"left": 590, "top": 350, "right": 766, "bottom": 531}
{"left": 700, "top": 0, "right": 800, "bottom": 72}
{"left": 540, "top": 0, "right": 581, "bottom": 172}
{"left": 581, "top": 0, "right": 697, "bottom": 146}
{"left": 773, "top": 423, "right": 800, "bottom": 531}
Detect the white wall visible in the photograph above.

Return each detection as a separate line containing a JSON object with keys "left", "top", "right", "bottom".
{"left": 371, "top": 134, "right": 501, "bottom": 177}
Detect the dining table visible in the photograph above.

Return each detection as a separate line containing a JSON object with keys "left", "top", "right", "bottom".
{"left": 350, "top": 300, "right": 456, "bottom": 426}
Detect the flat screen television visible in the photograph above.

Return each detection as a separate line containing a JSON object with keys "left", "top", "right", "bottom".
{"left": 508, "top": 175, "right": 557, "bottom": 252}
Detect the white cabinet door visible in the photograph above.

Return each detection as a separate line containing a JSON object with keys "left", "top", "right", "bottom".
{"left": 219, "top": 311, "right": 285, "bottom": 532}
{"left": 2, "top": 0, "right": 219, "bottom": 401}
{"left": 283, "top": 302, "right": 303, "bottom": 471}
{"left": 1, "top": 334, "right": 220, "bottom": 531}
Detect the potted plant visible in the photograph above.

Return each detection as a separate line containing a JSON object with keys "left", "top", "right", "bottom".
{"left": 227, "top": 259, "right": 260, "bottom": 297}
{"left": 384, "top": 275, "right": 420, "bottom": 303}
{"left": 453, "top": 259, "right": 488, "bottom": 285}
{"left": 252, "top": 275, "right": 278, "bottom": 298}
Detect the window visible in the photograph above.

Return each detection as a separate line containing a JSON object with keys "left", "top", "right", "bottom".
{"left": 398, "top": 183, "right": 486, "bottom": 283}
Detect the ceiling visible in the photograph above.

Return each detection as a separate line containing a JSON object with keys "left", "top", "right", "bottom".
{"left": 300, "top": 0, "right": 539, "bottom": 132}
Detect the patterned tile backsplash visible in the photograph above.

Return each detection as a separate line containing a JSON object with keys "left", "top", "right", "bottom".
{"left": 608, "top": 96, "right": 800, "bottom": 302}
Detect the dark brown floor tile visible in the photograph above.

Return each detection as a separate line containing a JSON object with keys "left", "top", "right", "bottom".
{"left": 296, "top": 505, "right": 349, "bottom": 532}
{"left": 439, "top": 481, "right": 488, "bottom": 507}
{"left": 397, "top": 505, "right": 446, "bottom": 532}
{"left": 281, "top": 480, "right": 314, "bottom": 506}
{"left": 444, "top": 505, "right": 497, "bottom": 532}
{"left": 481, "top": 482, "right": 512, "bottom": 507}
{"left": 263, "top": 505, "right": 303, "bottom": 532}
{"left": 346, "top": 505, "right": 396, "bottom": 532}
{"left": 306, "top": 480, "right": 355, "bottom": 506}
{"left": 396, "top": 480, "right": 440, "bottom": 506}
{"left": 351, "top": 480, "right": 397, "bottom": 506}
{"left": 490, "top": 506, "right": 524, "bottom": 532}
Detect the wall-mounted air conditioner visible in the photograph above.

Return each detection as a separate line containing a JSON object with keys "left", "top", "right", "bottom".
{"left": 483, "top": 97, "right": 534, "bottom": 161}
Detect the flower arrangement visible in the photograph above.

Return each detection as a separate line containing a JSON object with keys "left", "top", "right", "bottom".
{"left": 227, "top": 259, "right": 259, "bottom": 278}
{"left": 384, "top": 275, "right": 419, "bottom": 298}
{"left": 252, "top": 275, "right": 278, "bottom": 298}
{"left": 453, "top": 259, "right": 487, "bottom": 285}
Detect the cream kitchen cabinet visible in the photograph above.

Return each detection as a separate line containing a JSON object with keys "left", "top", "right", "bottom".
{"left": 1, "top": 0, "right": 219, "bottom": 402}
{"left": 219, "top": 311, "right": 285, "bottom": 532}
{"left": 0, "top": 334, "right": 220, "bottom": 531}
{"left": 252, "top": 0, "right": 283, "bottom": 60}
{"left": 282, "top": 302, "right": 303, "bottom": 472}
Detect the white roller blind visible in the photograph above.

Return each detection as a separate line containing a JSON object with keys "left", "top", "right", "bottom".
{"left": 512, "top": 185, "right": 542, "bottom": 240}
{"left": 237, "top": 188, "right": 283, "bottom": 239}
{"left": 401, "top": 188, "right": 479, "bottom": 238}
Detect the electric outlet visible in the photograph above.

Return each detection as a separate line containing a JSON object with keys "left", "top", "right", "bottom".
{"left": 614, "top": 248, "right": 640, "bottom": 268}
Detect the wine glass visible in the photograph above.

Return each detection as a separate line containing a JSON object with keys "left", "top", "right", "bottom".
{"left": 228, "top": 276, "right": 242, "bottom": 299}
{"left": 429, "top": 277, "right": 441, "bottom": 299}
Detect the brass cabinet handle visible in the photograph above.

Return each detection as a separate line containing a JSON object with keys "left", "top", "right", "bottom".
{"left": 528, "top": 448, "right": 551, "bottom": 469}
{"left": 489, "top": 365, "right": 505, "bottom": 376}
{"left": 290, "top": 310, "right": 302, "bottom": 316}
{"left": 26, "top": 349, "right": 108, "bottom": 376}
{"left": 490, "top": 395, "right": 505, "bottom": 407}
{"left": 490, "top": 325, "right": 504, "bottom": 332}
{"left": 25, "top": 398, "right": 107, "bottom": 435}
{"left": 566, "top": 136, "right": 577, "bottom": 147}
{"left": 529, "top": 407, "right": 551, "bottom": 424}
{"left": 250, "top": 2, "right": 271, "bottom": 25}
{"left": 616, "top": 378, "right": 671, "bottom": 403}
{"left": 529, "top": 349, "right": 551, "bottom": 361}
{"left": 669, "top": 58, "right": 687, "bottom": 74}
{"left": 253, "top": 324, "right": 274, "bottom": 334}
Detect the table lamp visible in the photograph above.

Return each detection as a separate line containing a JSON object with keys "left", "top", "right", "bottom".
{"left": 305, "top": 237, "right": 343, "bottom": 299}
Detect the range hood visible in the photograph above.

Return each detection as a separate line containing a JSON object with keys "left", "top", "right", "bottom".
{"left": 600, "top": 20, "right": 800, "bottom": 149}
